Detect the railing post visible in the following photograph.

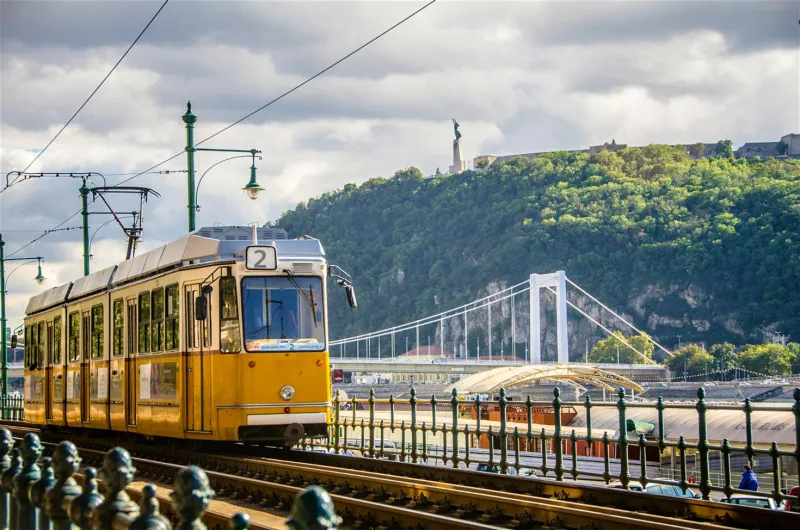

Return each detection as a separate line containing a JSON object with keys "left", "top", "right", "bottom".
{"left": 2, "top": 449, "right": 20, "bottom": 530}
{"left": 499, "top": 388, "right": 508, "bottom": 474}
{"left": 678, "top": 436, "right": 688, "bottom": 494}
{"left": 368, "top": 389, "right": 375, "bottom": 459}
{"left": 638, "top": 434, "right": 648, "bottom": 488}
{"left": 602, "top": 432, "right": 611, "bottom": 483}
{"left": 69, "top": 467, "right": 103, "bottom": 529}
{"left": 526, "top": 395, "right": 533, "bottom": 453}
{"left": 430, "top": 395, "right": 437, "bottom": 437}
{"left": 656, "top": 397, "right": 666, "bottom": 455}
{"left": 450, "top": 388, "right": 460, "bottom": 468}
{"left": 93, "top": 447, "right": 139, "bottom": 528}
{"left": 0, "top": 429, "right": 13, "bottom": 530}
{"left": 553, "top": 388, "right": 563, "bottom": 481}
{"left": 409, "top": 388, "right": 418, "bottom": 464}
{"left": 333, "top": 390, "right": 340, "bottom": 451}
{"left": 769, "top": 442, "right": 782, "bottom": 507}
{"left": 285, "top": 486, "right": 342, "bottom": 530}
{"left": 721, "top": 439, "right": 732, "bottom": 500}
{"left": 13, "top": 433, "right": 42, "bottom": 530}
{"left": 45, "top": 441, "right": 82, "bottom": 530}
{"left": 389, "top": 394, "right": 395, "bottom": 433}
{"left": 128, "top": 484, "right": 171, "bottom": 529}
{"left": 583, "top": 395, "right": 592, "bottom": 457}
{"left": 743, "top": 398, "right": 754, "bottom": 467}
{"left": 171, "top": 466, "right": 214, "bottom": 529}
{"left": 616, "top": 388, "right": 629, "bottom": 488}
{"left": 30, "top": 456, "right": 55, "bottom": 530}
{"left": 696, "top": 388, "right": 711, "bottom": 500}
{"left": 570, "top": 430, "right": 578, "bottom": 480}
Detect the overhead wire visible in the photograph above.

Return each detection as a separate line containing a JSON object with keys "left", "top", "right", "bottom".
{"left": 6, "top": 0, "right": 437, "bottom": 257}
{"left": 11, "top": 0, "right": 170, "bottom": 181}
{"left": 115, "top": 0, "right": 438, "bottom": 187}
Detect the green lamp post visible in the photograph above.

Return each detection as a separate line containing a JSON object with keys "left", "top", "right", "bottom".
{"left": 0, "top": 233, "right": 46, "bottom": 401}
{"left": 182, "top": 102, "right": 264, "bottom": 232}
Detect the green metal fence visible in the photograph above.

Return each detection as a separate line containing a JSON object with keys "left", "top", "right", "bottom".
{"left": 0, "top": 396, "right": 23, "bottom": 421}
{"left": 303, "top": 386, "right": 800, "bottom": 507}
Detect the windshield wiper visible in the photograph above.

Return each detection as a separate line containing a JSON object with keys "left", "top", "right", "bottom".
{"left": 283, "top": 269, "right": 318, "bottom": 327}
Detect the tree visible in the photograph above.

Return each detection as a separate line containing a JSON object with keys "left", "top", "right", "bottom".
{"left": 689, "top": 143, "right": 705, "bottom": 158}
{"left": 714, "top": 140, "right": 734, "bottom": 158}
{"left": 665, "top": 345, "right": 715, "bottom": 379}
{"left": 709, "top": 342, "right": 738, "bottom": 377}
{"left": 776, "top": 141, "right": 789, "bottom": 156}
{"left": 738, "top": 344, "right": 793, "bottom": 376}
{"left": 588, "top": 332, "right": 654, "bottom": 364}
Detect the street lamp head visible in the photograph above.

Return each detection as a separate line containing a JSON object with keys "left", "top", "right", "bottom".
{"left": 35, "top": 261, "right": 45, "bottom": 285}
{"left": 242, "top": 164, "right": 264, "bottom": 201}
{"left": 182, "top": 101, "right": 197, "bottom": 125}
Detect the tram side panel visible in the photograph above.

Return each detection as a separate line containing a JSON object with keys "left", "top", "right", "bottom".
{"left": 87, "top": 296, "right": 111, "bottom": 431}
{"left": 22, "top": 318, "right": 46, "bottom": 425}
{"left": 48, "top": 307, "right": 68, "bottom": 427}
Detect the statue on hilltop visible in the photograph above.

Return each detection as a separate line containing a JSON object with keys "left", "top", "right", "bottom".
{"left": 453, "top": 119, "right": 462, "bottom": 141}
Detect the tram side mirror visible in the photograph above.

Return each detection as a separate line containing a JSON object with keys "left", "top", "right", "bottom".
{"left": 345, "top": 284, "right": 357, "bottom": 309}
{"left": 9, "top": 335, "right": 17, "bottom": 349}
{"left": 195, "top": 296, "right": 208, "bottom": 321}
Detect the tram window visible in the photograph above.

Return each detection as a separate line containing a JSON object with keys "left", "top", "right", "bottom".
{"left": 68, "top": 312, "right": 80, "bottom": 362}
{"left": 185, "top": 291, "right": 196, "bottom": 349}
{"left": 53, "top": 316, "right": 62, "bottom": 364}
{"left": 138, "top": 292, "right": 151, "bottom": 354}
{"left": 112, "top": 299, "right": 124, "bottom": 357}
{"left": 24, "top": 325, "right": 31, "bottom": 367}
{"left": 37, "top": 321, "right": 45, "bottom": 368}
{"left": 165, "top": 284, "right": 179, "bottom": 351}
{"left": 202, "top": 292, "right": 212, "bottom": 348}
{"left": 90, "top": 305, "right": 104, "bottom": 359}
{"left": 220, "top": 277, "right": 241, "bottom": 353}
{"left": 241, "top": 276, "right": 324, "bottom": 352}
{"left": 151, "top": 288, "right": 165, "bottom": 352}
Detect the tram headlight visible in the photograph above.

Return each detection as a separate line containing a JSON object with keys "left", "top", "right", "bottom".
{"left": 280, "top": 385, "right": 295, "bottom": 401}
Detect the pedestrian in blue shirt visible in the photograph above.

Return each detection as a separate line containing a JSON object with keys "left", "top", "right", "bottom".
{"left": 738, "top": 465, "right": 759, "bottom": 491}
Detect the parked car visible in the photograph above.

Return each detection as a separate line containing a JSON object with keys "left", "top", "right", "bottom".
{"left": 476, "top": 463, "right": 518, "bottom": 476}
{"left": 610, "top": 481, "right": 700, "bottom": 499}
{"left": 719, "top": 495, "right": 778, "bottom": 510}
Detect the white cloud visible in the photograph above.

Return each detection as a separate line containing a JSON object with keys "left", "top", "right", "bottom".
{"left": 1, "top": 1, "right": 797, "bottom": 327}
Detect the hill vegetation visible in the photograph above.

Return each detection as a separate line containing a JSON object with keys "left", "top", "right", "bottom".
{"left": 277, "top": 145, "right": 800, "bottom": 368}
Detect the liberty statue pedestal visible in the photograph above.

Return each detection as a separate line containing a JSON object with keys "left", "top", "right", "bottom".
{"left": 449, "top": 119, "right": 467, "bottom": 174}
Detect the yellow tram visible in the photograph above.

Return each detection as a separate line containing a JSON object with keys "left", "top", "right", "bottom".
{"left": 22, "top": 226, "right": 355, "bottom": 446}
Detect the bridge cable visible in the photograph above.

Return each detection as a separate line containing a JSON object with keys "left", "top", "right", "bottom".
{"left": 566, "top": 277, "right": 674, "bottom": 357}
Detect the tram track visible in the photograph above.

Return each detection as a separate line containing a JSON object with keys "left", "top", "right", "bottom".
{"left": 2, "top": 423, "right": 794, "bottom": 530}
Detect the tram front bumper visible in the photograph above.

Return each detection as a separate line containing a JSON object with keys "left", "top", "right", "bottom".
{"left": 238, "top": 412, "right": 328, "bottom": 443}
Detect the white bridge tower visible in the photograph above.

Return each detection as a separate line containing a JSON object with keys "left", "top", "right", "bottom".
{"left": 529, "top": 271, "right": 569, "bottom": 364}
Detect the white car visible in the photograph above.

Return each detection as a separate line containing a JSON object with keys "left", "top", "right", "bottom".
{"left": 719, "top": 495, "right": 778, "bottom": 510}
{"left": 610, "top": 481, "right": 699, "bottom": 499}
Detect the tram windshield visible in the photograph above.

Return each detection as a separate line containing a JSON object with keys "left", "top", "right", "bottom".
{"left": 242, "top": 276, "right": 325, "bottom": 352}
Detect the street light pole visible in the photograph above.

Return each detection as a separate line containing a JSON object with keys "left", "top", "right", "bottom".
{"left": 80, "top": 181, "right": 90, "bottom": 276}
{"left": 0, "top": 234, "right": 45, "bottom": 400}
{"left": 183, "top": 102, "right": 198, "bottom": 231}
{"left": 182, "top": 102, "right": 264, "bottom": 233}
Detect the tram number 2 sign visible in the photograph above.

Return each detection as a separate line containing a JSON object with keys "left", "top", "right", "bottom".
{"left": 245, "top": 246, "right": 278, "bottom": 270}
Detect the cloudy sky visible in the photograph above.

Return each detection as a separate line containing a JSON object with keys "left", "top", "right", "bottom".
{"left": 0, "top": 0, "right": 797, "bottom": 328}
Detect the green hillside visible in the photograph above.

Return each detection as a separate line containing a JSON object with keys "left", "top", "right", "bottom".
{"left": 277, "top": 146, "right": 800, "bottom": 357}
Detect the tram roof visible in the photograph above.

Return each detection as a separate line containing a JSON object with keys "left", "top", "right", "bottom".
{"left": 25, "top": 230, "right": 326, "bottom": 316}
